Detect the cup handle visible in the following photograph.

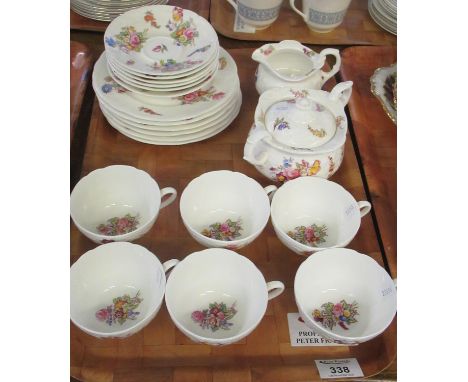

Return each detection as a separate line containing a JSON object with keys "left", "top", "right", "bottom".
{"left": 266, "top": 281, "right": 285, "bottom": 300}
{"left": 226, "top": 0, "right": 238, "bottom": 11}
{"left": 160, "top": 187, "right": 177, "bottom": 209}
{"left": 319, "top": 48, "right": 341, "bottom": 84}
{"left": 357, "top": 201, "right": 372, "bottom": 217}
{"left": 289, "top": 0, "right": 306, "bottom": 20}
{"left": 162, "top": 259, "right": 179, "bottom": 274}
{"left": 264, "top": 185, "right": 278, "bottom": 199}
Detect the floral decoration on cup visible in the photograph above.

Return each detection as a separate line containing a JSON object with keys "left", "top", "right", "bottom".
{"left": 107, "top": 26, "right": 149, "bottom": 53}
{"left": 177, "top": 87, "right": 226, "bottom": 105}
{"left": 191, "top": 302, "right": 237, "bottom": 331}
{"left": 96, "top": 291, "right": 143, "bottom": 326}
{"left": 287, "top": 223, "right": 327, "bottom": 246}
{"left": 270, "top": 157, "right": 321, "bottom": 182}
{"left": 201, "top": 218, "right": 243, "bottom": 241}
{"left": 166, "top": 6, "right": 199, "bottom": 46}
{"left": 313, "top": 300, "right": 358, "bottom": 331}
{"left": 97, "top": 214, "right": 140, "bottom": 236}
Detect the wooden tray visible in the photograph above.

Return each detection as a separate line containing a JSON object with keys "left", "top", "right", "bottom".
{"left": 339, "top": 46, "right": 397, "bottom": 278}
{"left": 210, "top": 0, "right": 396, "bottom": 46}
{"left": 70, "top": 48, "right": 396, "bottom": 382}
{"left": 70, "top": 0, "right": 211, "bottom": 32}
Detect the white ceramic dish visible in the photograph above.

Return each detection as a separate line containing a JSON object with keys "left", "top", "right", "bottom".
{"left": 294, "top": 248, "right": 396, "bottom": 344}
{"left": 71, "top": 242, "right": 179, "bottom": 338}
{"left": 70, "top": 165, "right": 177, "bottom": 243}
{"left": 270, "top": 176, "right": 371, "bottom": 255}
{"left": 165, "top": 248, "right": 285, "bottom": 345}
{"left": 180, "top": 170, "right": 276, "bottom": 250}
{"left": 104, "top": 5, "right": 218, "bottom": 75}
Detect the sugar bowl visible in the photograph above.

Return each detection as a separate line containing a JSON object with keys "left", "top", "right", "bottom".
{"left": 243, "top": 81, "right": 352, "bottom": 182}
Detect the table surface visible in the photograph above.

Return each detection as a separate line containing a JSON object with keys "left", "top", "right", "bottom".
{"left": 70, "top": 3, "right": 397, "bottom": 381}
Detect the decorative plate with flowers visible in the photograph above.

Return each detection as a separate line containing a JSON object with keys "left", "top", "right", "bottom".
{"left": 166, "top": 6, "right": 199, "bottom": 46}
{"left": 201, "top": 218, "right": 242, "bottom": 241}
{"left": 313, "top": 300, "right": 358, "bottom": 331}
{"left": 177, "top": 87, "right": 225, "bottom": 105}
{"left": 270, "top": 157, "right": 321, "bottom": 182}
{"left": 191, "top": 302, "right": 237, "bottom": 331}
{"left": 106, "top": 26, "right": 149, "bottom": 53}
{"left": 287, "top": 224, "right": 328, "bottom": 247}
{"left": 96, "top": 291, "right": 143, "bottom": 326}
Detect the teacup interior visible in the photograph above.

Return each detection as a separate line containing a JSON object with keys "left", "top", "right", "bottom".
{"left": 71, "top": 243, "right": 165, "bottom": 334}
{"left": 71, "top": 167, "right": 159, "bottom": 235}
{"left": 266, "top": 51, "right": 322, "bottom": 80}
{"left": 181, "top": 172, "right": 270, "bottom": 240}
{"left": 296, "top": 250, "right": 396, "bottom": 338}
{"left": 166, "top": 251, "right": 267, "bottom": 340}
{"left": 271, "top": 178, "right": 361, "bottom": 248}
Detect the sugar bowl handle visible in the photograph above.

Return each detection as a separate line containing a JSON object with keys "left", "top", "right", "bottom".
{"left": 266, "top": 281, "right": 285, "bottom": 300}
{"left": 160, "top": 187, "right": 177, "bottom": 209}
{"left": 243, "top": 126, "right": 270, "bottom": 166}
{"left": 357, "top": 201, "right": 372, "bottom": 217}
{"left": 319, "top": 48, "right": 341, "bottom": 84}
{"left": 225, "top": 0, "right": 238, "bottom": 11}
{"left": 289, "top": 0, "right": 306, "bottom": 20}
{"left": 329, "top": 81, "right": 353, "bottom": 107}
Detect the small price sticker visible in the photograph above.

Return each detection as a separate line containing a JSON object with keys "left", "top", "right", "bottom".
{"left": 315, "top": 358, "right": 364, "bottom": 379}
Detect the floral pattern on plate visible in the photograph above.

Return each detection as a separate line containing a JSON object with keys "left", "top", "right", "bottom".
{"left": 287, "top": 224, "right": 328, "bottom": 247}
{"left": 270, "top": 158, "right": 321, "bottom": 182}
{"left": 152, "top": 44, "right": 168, "bottom": 53}
{"left": 101, "top": 76, "right": 129, "bottom": 94}
{"left": 144, "top": 11, "right": 160, "bottom": 28}
{"left": 273, "top": 117, "right": 290, "bottom": 131}
{"left": 313, "top": 300, "right": 358, "bottom": 331}
{"left": 96, "top": 291, "right": 143, "bottom": 326}
{"left": 191, "top": 302, "right": 237, "bottom": 331}
{"left": 139, "top": 106, "right": 161, "bottom": 115}
{"left": 149, "top": 58, "right": 203, "bottom": 73}
{"left": 177, "top": 87, "right": 225, "bottom": 105}
{"left": 97, "top": 213, "right": 140, "bottom": 236}
{"left": 201, "top": 218, "right": 242, "bottom": 241}
{"left": 107, "top": 26, "right": 149, "bottom": 53}
{"left": 166, "top": 6, "right": 199, "bottom": 46}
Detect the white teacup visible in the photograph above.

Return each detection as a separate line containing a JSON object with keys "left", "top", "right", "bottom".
{"left": 270, "top": 177, "right": 371, "bottom": 256}
{"left": 180, "top": 170, "right": 277, "bottom": 250}
{"left": 226, "top": 0, "right": 284, "bottom": 30}
{"left": 70, "top": 165, "right": 177, "bottom": 244}
{"left": 70, "top": 242, "right": 179, "bottom": 338}
{"left": 295, "top": 248, "right": 396, "bottom": 344}
{"left": 165, "top": 248, "right": 285, "bottom": 345}
{"left": 290, "top": 0, "right": 352, "bottom": 33}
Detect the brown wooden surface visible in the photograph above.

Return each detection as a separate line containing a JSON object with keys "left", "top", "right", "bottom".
{"left": 70, "top": 0, "right": 211, "bottom": 32}
{"left": 71, "top": 41, "right": 93, "bottom": 143}
{"left": 339, "top": 46, "right": 397, "bottom": 279}
{"left": 210, "top": 0, "right": 396, "bottom": 46}
{"left": 70, "top": 48, "right": 396, "bottom": 382}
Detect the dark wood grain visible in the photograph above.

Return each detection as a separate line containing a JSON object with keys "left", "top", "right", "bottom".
{"left": 210, "top": 0, "right": 396, "bottom": 46}
{"left": 339, "top": 46, "right": 397, "bottom": 279}
{"left": 70, "top": 41, "right": 93, "bottom": 143}
{"left": 70, "top": 0, "right": 211, "bottom": 32}
{"left": 70, "top": 48, "right": 396, "bottom": 381}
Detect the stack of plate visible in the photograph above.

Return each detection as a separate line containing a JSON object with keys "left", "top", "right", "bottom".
{"left": 368, "top": 0, "right": 397, "bottom": 35}
{"left": 93, "top": 5, "right": 241, "bottom": 145}
{"left": 71, "top": 0, "right": 168, "bottom": 22}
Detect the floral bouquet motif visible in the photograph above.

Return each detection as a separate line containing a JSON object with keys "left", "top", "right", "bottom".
{"left": 106, "top": 26, "right": 148, "bottom": 53}
{"left": 270, "top": 158, "right": 321, "bottom": 182}
{"left": 273, "top": 117, "right": 290, "bottom": 131}
{"left": 178, "top": 87, "right": 225, "bottom": 104}
{"left": 313, "top": 300, "right": 358, "bottom": 331}
{"left": 96, "top": 291, "right": 143, "bottom": 326}
{"left": 201, "top": 218, "right": 242, "bottom": 241}
{"left": 287, "top": 224, "right": 328, "bottom": 247}
{"left": 151, "top": 58, "right": 203, "bottom": 73}
{"left": 166, "top": 6, "right": 199, "bottom": 46}
{"left": 191, "top": 302, "right": 237, "bottom": 331}
{"left": 97, "top": 213, "right": 139, "bottom": 236}
{"left": 101, "top": 76, "right": 129, "bottom": 94}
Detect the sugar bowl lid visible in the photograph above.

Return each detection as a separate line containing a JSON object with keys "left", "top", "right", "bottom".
{"left": 264, "top": 94, "right": 336, "bottom": 149}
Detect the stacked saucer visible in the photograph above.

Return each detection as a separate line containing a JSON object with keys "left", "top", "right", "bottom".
{"left": 93, "top": 5, "right": 241, "bottom": 145}
{"left": 368, "top": 0, "right": 397, "bottom": 35}
{"left": 71, "top": 1, "right": 168, "bottom": 22}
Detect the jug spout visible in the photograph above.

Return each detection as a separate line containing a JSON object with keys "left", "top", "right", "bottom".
{"left": 252, "top": 43, "right": 277, "bottom": 65}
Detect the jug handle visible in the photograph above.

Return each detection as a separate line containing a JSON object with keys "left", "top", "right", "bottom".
{"left": 329, "top": 81, "right": 353, "bottom": 107}
{"left": 289, "top": 0, "right": 306, "bottom": 20}
{"left": 243, "top": 126, "right": 270, "bottom": 166}
{"left": 319, "top": 48, "right": 342, "bottom": 84}
{"left": 226, "top": 0, "right": 238, "bottom": 12}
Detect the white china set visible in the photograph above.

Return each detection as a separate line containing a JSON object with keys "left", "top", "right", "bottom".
{"left": 71, "top": 0, "right": 168, "bottom": 22}
{"left": 368, "top": 0, "right": 397, "bottom": 35}
{"left": 93, "top": 5, "right": 241, "bottom": 145}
